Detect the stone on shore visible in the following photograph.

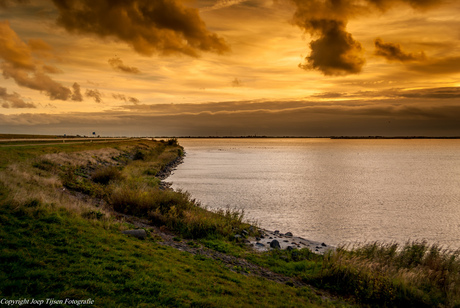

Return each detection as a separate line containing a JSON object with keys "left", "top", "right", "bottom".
{"left": 270, "top": 240, "right": 281, "bottom": 249}
{"left": 122, "top": 229, "right": 147, "bottom": 240}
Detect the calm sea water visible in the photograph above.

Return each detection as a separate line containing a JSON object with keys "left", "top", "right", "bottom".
{"left": 168, "top": 138, "right": 460, "bottom": 247}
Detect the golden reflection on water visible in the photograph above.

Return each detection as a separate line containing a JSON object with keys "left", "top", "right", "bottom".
{"left": 169, "top": 138, "right": 460, "bottom": 247}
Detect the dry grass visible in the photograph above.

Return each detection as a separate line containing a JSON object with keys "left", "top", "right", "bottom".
{"left": 313, "top": 241, "right": 460, "bottom": 306}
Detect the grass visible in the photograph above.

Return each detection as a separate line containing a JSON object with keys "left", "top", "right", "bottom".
{"left": 2, "top": 136, "right": 459, "bottom": 307}
{"left": 0, "top": 199, "right": 328, "bottom": 307}
{"left": 0, "top": 137, "right": 340, "bottom": 307}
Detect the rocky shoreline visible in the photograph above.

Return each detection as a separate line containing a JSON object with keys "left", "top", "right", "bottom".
{"left": 162, "top": 150, "right": 333, "bottom": 254}
{"left": 246, "top": 229, "right": 333, "bottom": 254}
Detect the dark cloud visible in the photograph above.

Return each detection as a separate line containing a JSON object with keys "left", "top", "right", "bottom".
{"left": 85, "top": 89, "right": 102, "bottom": 103}
{"left": 0, "top": 21, "right": 74, "bottom": 100}
{"left": 407, "top": 56, "right": 460, "bottom": 74}
{"left": 367, "top": 0, "right": 440, "bottom": 11}
{"left": 396, "top": 87, "right": 460, "bottom": 99}
{"left": 374, "top": 38, "right": 426, "bottom": 62}
{"left": 71, "top": 82, "right": 82, "bottom": 101}
{"left": 2, "top": 64, "right": 71, "bottom": 100}
{"left": 290, "top": 0, "right": 366, "bottom": 76}
{"left": 108, "top": 57, "right": 140, "bottom": 74}
{"left": 289, "top": 0, "right": 446, "bottom": 76}
{"left": 112, "top": 93, "right": 140, "bottom": 104}
{"left": 0, "top": 86, "right": 35, "bottom": 108}
{"left": 52, "top": 0, "right": 229, "bottom": 57}
{"left": 0, "top": 0, "right": 29, "bottom": 9}
{"left": 128, "top": 97, "right": 140, "bottom": 104}
{"left": 3, "top": 96, "right": 460, "bottom": 136}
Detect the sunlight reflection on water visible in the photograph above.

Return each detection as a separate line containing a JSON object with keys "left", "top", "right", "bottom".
{"left": 168, "top": 138, "right": 460, "bottom": 247}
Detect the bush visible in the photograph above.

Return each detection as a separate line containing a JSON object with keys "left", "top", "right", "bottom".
{"left": 91, "top": 166, "right": 123, "bottom": 185}
{"left": 32, "top": 159, "right": 56, "bottom": 172}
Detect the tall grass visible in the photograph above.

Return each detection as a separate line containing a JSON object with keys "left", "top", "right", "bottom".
{"left": 110, "top": 183, "right": 250, "bottom": 239}
{"left": 308, "top": 241, "right": 460, "bottom": 307}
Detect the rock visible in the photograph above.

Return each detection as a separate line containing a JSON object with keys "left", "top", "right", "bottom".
{"left": 287, "top": 246, "right": 295, "bottom": 251}
{"left": 274, "top": 230, "right": 280, "bottom": 234}
{"left": 242, "top": 230, "right": 249, "bottom": 236}
{"left": 234, "top": 234, "right": 242, "bottom": 240}
{"left": 260, "top": 235, "right": 265, "bottom": 239}
{"left": 122, "top": 229, "right": 146, "bottom": 240}
{"left": 283, "top": 240, "right": 289, "bottom": 242}
{"left": 256, "top": 242, "right": 265, "bottom": 247}
{"left": 269, "top": 237, "right": 273, "bottom": 239}
{"left": 256, "top": 237, "right": 261, "bottom": 241}
{"left": 285, "top": 232, "right": 293, "bottom": 237}
{"left": 270, "top": 240, "right": 281, "bottom": 249}
{"left": 321, "top": 242, "right": 327, "bottom": 247}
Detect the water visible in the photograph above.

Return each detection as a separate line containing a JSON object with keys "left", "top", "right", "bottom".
{"left": 168, "top": 138, "right": 460, "bottom": 247}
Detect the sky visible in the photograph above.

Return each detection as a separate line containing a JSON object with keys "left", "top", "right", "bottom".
{"left": 0, "top": 0, "right": 459, "bottom": 137}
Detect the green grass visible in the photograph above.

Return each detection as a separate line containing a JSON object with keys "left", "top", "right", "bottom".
{"left": 3, "top": 136, "right": 458, "bottom": 307}
{"left": 0, "top": 137, "right": 342, "bottom": 307}
{"left": 0, "top": 199, "right": 330, "bottom": 307}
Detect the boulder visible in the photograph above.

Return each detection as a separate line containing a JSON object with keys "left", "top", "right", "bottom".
{"left": 122, "top": 229, "right": 147, "bottom": 240}
{"left": 270, "top": 240, "right": 281, "bottom": 249}
{"left": 285, "top": 232, "right": 293, "bottom": 237}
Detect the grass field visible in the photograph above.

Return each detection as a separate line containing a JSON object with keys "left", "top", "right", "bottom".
{"left": 1, "top": 136, "right": 459, "bottom": 307}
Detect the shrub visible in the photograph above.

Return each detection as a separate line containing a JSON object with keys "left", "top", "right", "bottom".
{"left": 133, "top": 150, "right": 145, "bottom": 161}
{"left": 166, "top": 138, "right": 178, "bottom": 146}
{"left": 91, "top": 166, "right": 123, "bottom": 185}
{"left": 32, "top": 159, "right": 56, "bottom": 172}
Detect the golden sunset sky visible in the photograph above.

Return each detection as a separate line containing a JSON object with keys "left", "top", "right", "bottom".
{"left": 0, "top": 0, "right": 459, "bottom": 136}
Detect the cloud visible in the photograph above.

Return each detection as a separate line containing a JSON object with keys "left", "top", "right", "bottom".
{"left": 0, "top": 21, "right": 35, "bottom": 70}
{"left": 0, "top": 86, "right": 35, "bottom": 108}
{"left": 71, "top": 82, "right": 83, "bottom": 101}
{"left": 0, "top": 0, "right": 28, "bottom": 9}
{"left": 4, "top": 94, "right": 460, "bottom": 136}
{"left": 2, "top": 64, "right": 71, "bottom": 100}
{"left": 396, "top": 87, "right": 460, "bottom": 99}
{"left": 288, "top": 0, "right": 446, "bottom": 76}
{"left": 231, "top": 77, "right": 242, "bottom": 87}
{"left": 374, "top": 38, "right": 426, "bottom": 62}
{"left": 407, "top": 56, "right": 460, "bottom": 74}
{"left": 200, "top": 0, "right": 249, "bottom": 12}
{"left": 112, "top": 93, "right": 140, "bottom": 104}
{"left": 108, "top": 57, "right": 140, "bottom": 74}
{"left": 85, "top": 89, "right": 102, "bottom": 103}
{"left": 0, "top": 21, "right": 73, "bottom": 100}
{"left": 52, "top": 0, "right": 229, "bottom": 57}
{"left": 290, "top": 0, "right": 366, "bottom": 76}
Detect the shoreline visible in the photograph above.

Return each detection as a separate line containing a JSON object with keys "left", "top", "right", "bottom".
{"left": 247, "top": 229, "right": 334, "bottom": 254}
{"left": 163, "top": 148, "right": 332, "bottom": 254}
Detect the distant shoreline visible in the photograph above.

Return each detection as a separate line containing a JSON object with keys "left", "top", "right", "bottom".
{"left": 159, "top": 136, "right": 460, "bottom": 139}
{"left": 2, "top": 133, "right": 460, "bottom": 140}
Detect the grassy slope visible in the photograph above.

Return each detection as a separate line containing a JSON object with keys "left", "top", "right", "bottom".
{"left": 0, "top": 139, "right": 330, "bottom": 307}
{"left": 2, "top": 138, "right": 458, "bottom": 307}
